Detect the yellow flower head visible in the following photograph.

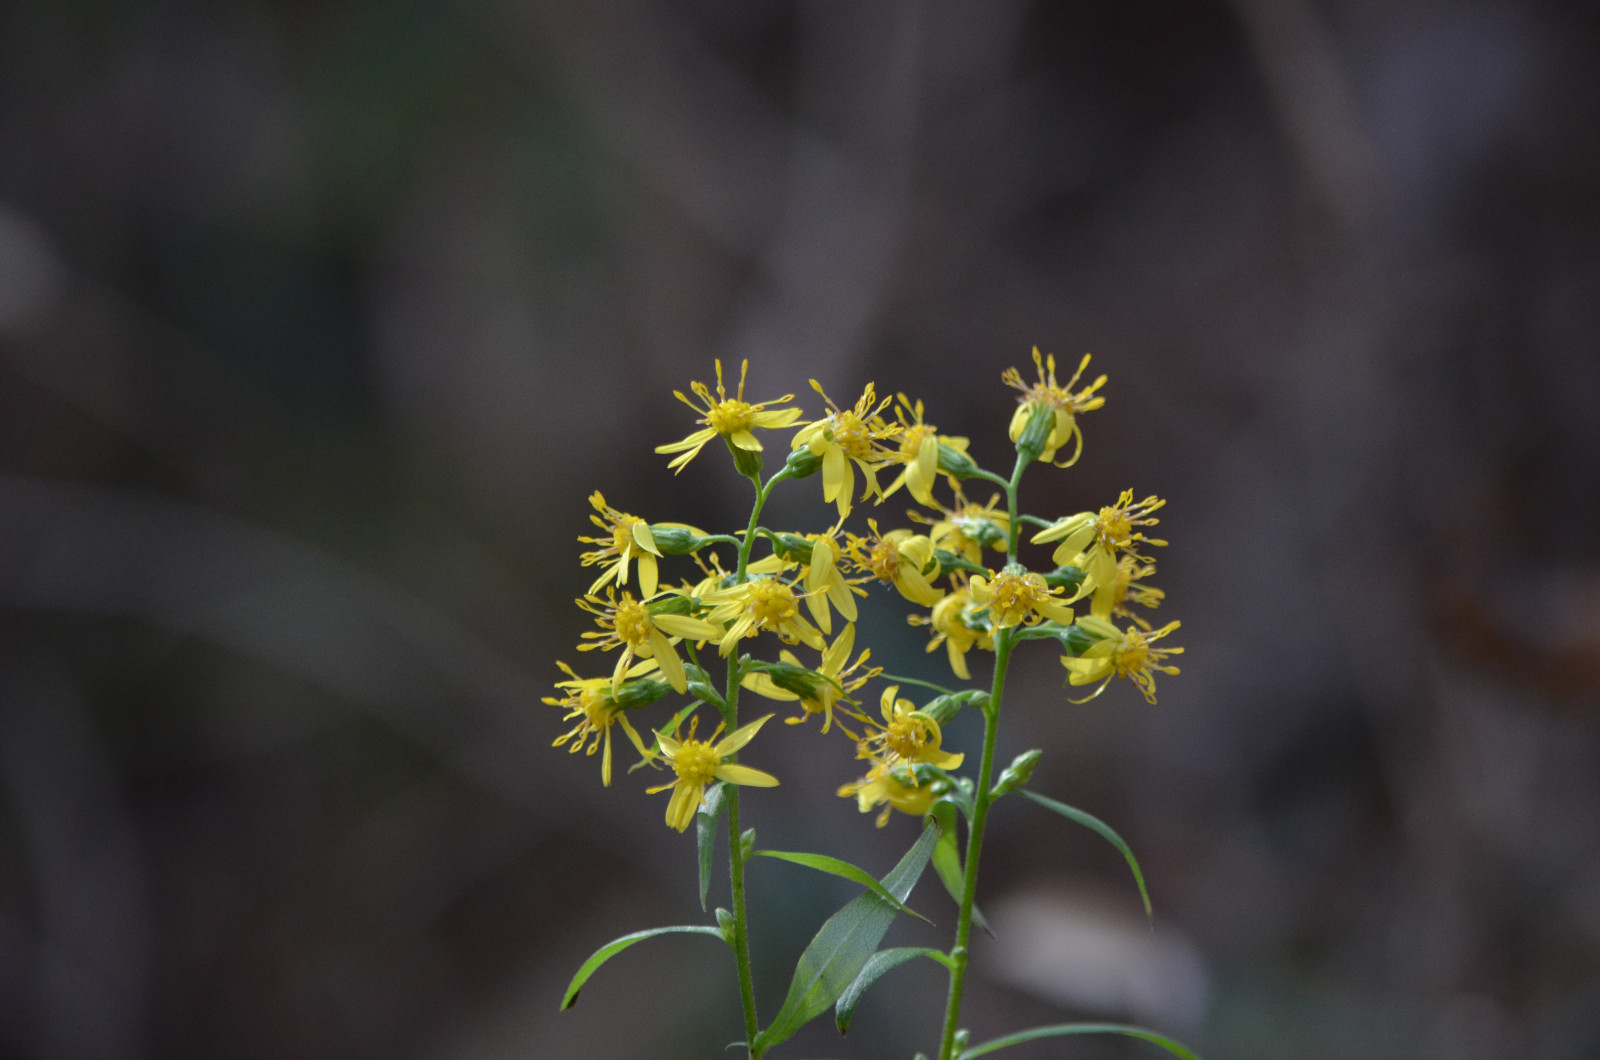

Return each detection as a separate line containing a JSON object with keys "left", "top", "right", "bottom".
{"left": 838, "top": 757, "right": 942, "bottom": 827}
{"left": 700, "top": 576, "right": 826, "bottom": 657}
{"left": 791, "top": 382, "right": 900, "bottom": 517}
{"left": 1031, "top": 490, "right": 1167, "bottom": 612}
{"left": 1001, "top": 348, "right": 1107, "bottom": 466}
{"left": 545, "top": 659, "right": 655, "bottom": 785}
{"left": 741, "top": 623, "right": 879, "bottom": 736}
{"left": 1062, "top": 616, "right": 1183, "bottom": 704}
{"left": 968, "top": 568, "right": 1075, "bottom": 629}
{"left": 844, "top": 519, "right": 945, "bottom": 607}
{"left": 859, "top": 686, "right": 965, "bottom": 771}
{"left": 1096, "top": 556, "right": 1165, "bottom": 626}
{"left": 578, "top": 491, "right": 666, "bottom": 598}
{"left": 576, "top": 588, "right": 722, "bottom": 695}
{"left": 880, "top": 395, "right": 970, "bottom": 506}
{"left": 911, "top": 490, "right": 1010, "bottom": 566}
{"left": 655, "top": 360, "right": 803, "bottom": 472}
{"left": 911, "top": 582, "right": 994, "bottom": 680}
{"left": 647, "top": 714, "right": 780, "bottom": 831}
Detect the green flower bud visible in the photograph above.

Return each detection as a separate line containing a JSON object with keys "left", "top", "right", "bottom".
{"left": 612, "top": 676, "right": 673, "bottom": 711}
{"left": 919, "top": 689, "right": 989, "bottom": 726}
{"left": 992, "top": 749, "right": 1042, "bottom": 797}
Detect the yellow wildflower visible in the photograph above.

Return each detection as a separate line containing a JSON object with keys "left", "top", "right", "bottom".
{"left": 912, "top": 582, "right": 993, "bottom": 680}
{"left": 791, "top": 382, "right": 900, "bottom": 517}
{"left": 838, "top": 757, "right": 941, "bottom": 827}
{"left": 859, "top": 685, "right": 965, "bottom": 771}
{"left": 700, "top": 576, "right": 826, "bottom": 657}
{"left": 648, "top": 715, "right": 780, "bottom": 831}
{"left": 880, "top": 395, "right": 970, "bottom": 506}
{"left": 1001, "top": 348, "right": 1107, "bottom": 466}
{"left": 546, "top": 659, "right": 656, "bottom": 786}
{"left": 741, "top": 623, "right": 878, "bottom": 735}
{"left": 968, "top": 568, "right": 1075, "bottom": 628}
{"left": 655, "top": 359, "right": 803, "bottom": 472}
{"left": 844, "top": 519, "right": 945, "bottom": 607}
{"left": 912, "top": 491, "right": 1009, "bottom": 566}
{"left": 576, "top": 589, "right": 722, "bottom": 695}
{"left": 578, "top": 491, "right": 669, "bottom": 598}
{"left": 1094, "top": 556, "right": 1165, "bottom": 627}
{"left": 1062, "top": 616, "right": 1183, "bottom": 704}
{"left": 1031, "top": 490, "right": 1167, "bottom": 611}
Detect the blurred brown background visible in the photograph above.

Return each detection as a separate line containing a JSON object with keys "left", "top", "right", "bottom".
{"left": 2, "top": 1, "right": 1598, "bottom": 1057}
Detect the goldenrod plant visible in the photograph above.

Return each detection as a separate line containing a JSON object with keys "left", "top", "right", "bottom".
{"left": 548, "top": 351, "right": 1202, "bottom": 1060}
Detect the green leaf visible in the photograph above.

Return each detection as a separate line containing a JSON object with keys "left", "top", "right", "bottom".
{"left": 1019, "top": 789, "right": 1152, "bottom": 920}
{"left": 958, "top": 1022, "right": 1203, "bottom": 1060}
{"left": 929, "top": 802, "right": 990, "bottom": 935}
{"left": 834, "top": 947, "right": 953, "bottom": 1034}
{"left": 560, "top": 925, "right": 726, "bottom": 1009}
{"left": 752, "top": 849, "right": 931, "bottom": 924}
{"left": 750, "top": 822, "right": 940, "bottom": 1052}
{"left": 697, "top": 781, "right": 728, "bottom": 910}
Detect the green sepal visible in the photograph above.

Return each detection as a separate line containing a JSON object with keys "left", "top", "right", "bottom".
{"left": 768, "top": 532, "right": 815, "bottom": 563}
{"left": 560, "top": 924, "right": 726, "bottom": 1009}
{"left": 648, "top": 525, "right": 706, "bottom": 554}
{"left": 684, "top": 667, "right": 725, "bottom": 710}
{"left": 751, "top": 849, "right": 931, "bottom": 924}
{"left": 696, "top": 782, "right": 728, "bottom": 910}
{"left": 1013, "top": 404, "right": 1055, "bottom": 463}
{"left": 1041, "top": 564, "right": 1086, "bottom": 592}
{"left": 932, "top": 549, "right": 992, "bottom": 578}
{"left": 958, "top": 1022, "right": 1203, "bottom": 1060}
{"left": 784, "top": 445, "right": 823, "bottom": 479}
{"left": 645, "top": 593, "right": 694, "bottom": 616}
{"left": 750, "top": 821, "right": 940, "bottom": 1053}
{"left": 1019, "top": 789, "right": 1152, "bottom": 920}
{"left": 725, "top": 435, "right": 764, "bottom": 478}
{"left": 937, "top": 442, "right": 982, "bottom": 478}
{"left": 834, "top": 947, "right": 955, "bottom": 1034}
{"left": 612, "top": 677, "right": 672, "bottom": 711}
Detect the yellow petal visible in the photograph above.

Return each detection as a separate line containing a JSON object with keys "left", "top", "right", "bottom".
{"left": 715, "top": 713, "right": 775, "bottom": 756}
{"left": 715, "top": 763, "right": 780, "bottom": 788}
{"left": 649, "top": 629, "right": 687, "bottom": 693}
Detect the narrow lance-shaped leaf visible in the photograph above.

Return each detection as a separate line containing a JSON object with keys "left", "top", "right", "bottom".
{"left": 561, "top": 925, "right": 726, "bottom": 1010}
{"left": 958, "top": 1022, "right": 1203, "bottom": 1060}
{"left": 750, "top": 821, "right": 940, "bottom": 1053}
{"left": 930, "top": 801, "right": 991, "bottom": 935}
{"left": 751, "top": 849, "right": 931, "bottom": 924}
{"left": 1019, "top": 789, "right": 1152, "bottom": 920}
{"left": 834, "top": 947, "right": 954, "bottom": 1035}
{"left": 697, "top": 781, "right": 728, "bottom": 911}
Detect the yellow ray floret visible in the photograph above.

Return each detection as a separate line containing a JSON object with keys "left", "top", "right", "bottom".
{"left": 648, "top": 715, "right": 780, "bottom": 831}
{"left": 839, "top": 756, "right": 942, "bottom": 827}
{"left": 699, "top": 576, "right": 826, "bottom": 657}
{"left": 1031, "top": 490, "right": 1166, "bottom": 612}
{"left": 741, "top": 623, "right": 878, "bottom": 736}
{"left": 655, "top": 359, "right": 802, "bottom": 472}
{"left": 880, "top": 395, "right": 970, "bottom": 506}
{"left": 859, "top": 685, "right": 965, "bottom": 771}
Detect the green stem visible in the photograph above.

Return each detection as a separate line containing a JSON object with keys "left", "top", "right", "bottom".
{"left": 938, "top": 450, "right": 1028, "bottom": 1060}
{"left": 936, "top": 628, "right": 1014, "bottom": 1060}
{"left": 725, "top": 465, "right": 787, "bottom": 1058}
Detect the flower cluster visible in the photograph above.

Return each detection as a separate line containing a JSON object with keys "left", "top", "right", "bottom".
{"left": 547, "top": 354, "right": 1182, "bottom": 831}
